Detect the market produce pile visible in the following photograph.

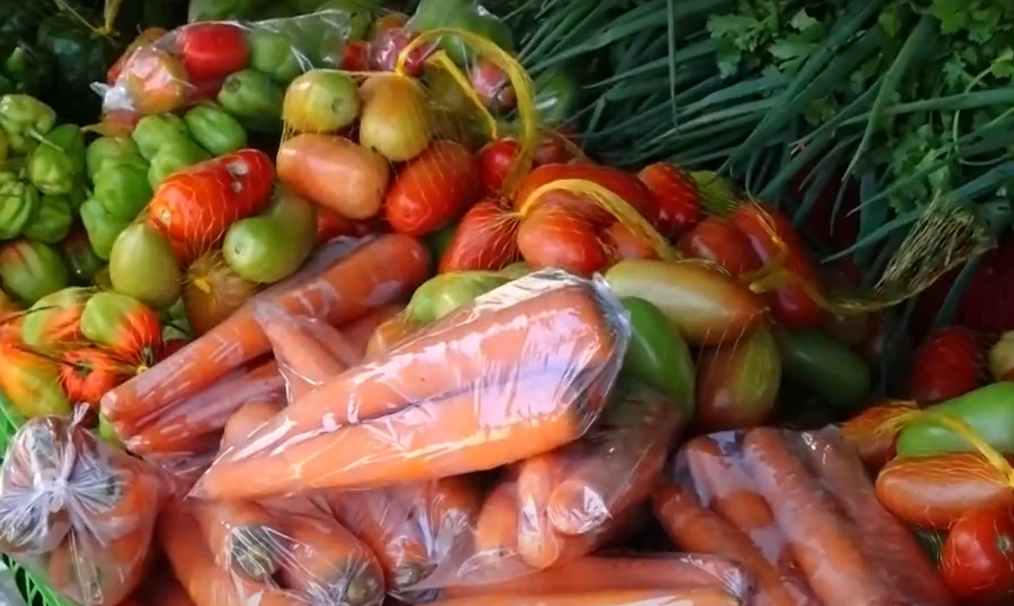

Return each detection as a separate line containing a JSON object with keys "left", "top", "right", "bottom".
{"left": 1, "top": 2, "right": 1014, "bottom": 606}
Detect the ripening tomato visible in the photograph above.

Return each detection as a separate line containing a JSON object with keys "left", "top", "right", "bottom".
{"left": 514, "top": 163, "right": 654, "bottom": 227}
{"left": 942, "top": 505, "right": 1014, "bottom": 604}
{"left": 907, "top": 326, "right": 983, "bottom": 404}
{"left": 730, "top": 203, "right": 823, "bottom": 329}
{"left": 336, "top": 41, "right": 366, "bottom": 71}
{"left": 59, "top": 348, "right": 130, "bottom": 406}
{"left": 439, "top": 200, "right": 519, "bottom": 273}
{"left": 534, "top": 130, "right": 575, "bottom": 165}
{"left": 369, "top": 28, "right": 432, "bottom": 76}
{"left": 106, "top": 27, "right": 168, "bottom": 85}
{"left": 517, "top": 206, "right": 606, "bottom": 275}
{"left": 678, "top": 217, "right": 762, "bottom": 276}
{"left": 601, "top": 222, "right": 657, "bottom": 261}
{"left": 176, "top": 22, "right": 250, "bottom": 84}
{"left": 478, "top": 138, "right": 521, "bottom": 194}
{"left": 385, "top": 140, "right": 480, "bottom": 236}
{"left": 470, "top": 59, "right": 515, "bottom": 113}
{"left": 120, "top": 47, "right": 190, "bottom": 115}
{"left": 637, "top": 162, "right": 703, "bottom": 239}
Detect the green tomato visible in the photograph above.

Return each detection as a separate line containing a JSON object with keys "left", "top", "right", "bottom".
{"left": 93, "top": 160, "right": 153, "bottom": 221}
{"left": 896, "top": 382, "right": 1014, "bottom": 457}
{"left": 222, "top": 185, "right": 317, "bottom": 283}
{"left": 405, "top": 271, "right": 508, "bottom": 324}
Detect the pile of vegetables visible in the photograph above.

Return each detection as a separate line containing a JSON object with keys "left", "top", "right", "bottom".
{"left": 3, "top": 2, "right": 1014, "bottom": 606}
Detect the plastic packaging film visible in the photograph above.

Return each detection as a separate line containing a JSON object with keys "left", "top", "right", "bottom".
{"left": 97, "top": 234, "right": 431, "bottom": 483}
{"left": 97, "top": 9, "right": 372, "bottom": 117}
{"left": 0, "top": 412, "right": 167, "bottom": 606}
{"left": 191, "top": 269, "right": 631, "bottom": 500}
{"left": 654, "top": 427, "right": 955, "bottom": 606}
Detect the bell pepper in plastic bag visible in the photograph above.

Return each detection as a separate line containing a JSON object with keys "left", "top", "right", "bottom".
{"left": 0, "top": 413, "right": 166, "bottom": 606}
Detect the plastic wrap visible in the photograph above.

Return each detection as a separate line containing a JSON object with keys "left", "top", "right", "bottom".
{"left": 0, "top": 413, "right": 167, "bottom": 606}
{"left": 159, "top": 501, "right": 384, "bottom": 606}
{"left": 654, "top": 427, "right": 954, "bottom": 606}
{"left": 0, "top": 563, "right": 28, "bottom": 606}
{"left": 192, "top": 269, "right": 630, "bottom": 500}
{"left": 99, "top": 234, "right": 431, "bottom": 476}
{"left": 97, "top": 10, "right": 374, "bottom": 117}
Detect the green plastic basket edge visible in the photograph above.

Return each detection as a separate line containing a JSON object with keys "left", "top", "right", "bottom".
{"left": 0, "top": 390, "right": 73, "bottom": 606}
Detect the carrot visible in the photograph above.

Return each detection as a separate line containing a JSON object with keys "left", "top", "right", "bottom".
{"left": 221, "top": 400, "right": 284, "bottom": 448}
{"left": 193, "top": 500, "right": 283, "bottom": 580}
{"left": 741, "top": 428, "right": 902, "bottom": 606}
{"left": 148, "top": 574, "right": 197, "bottom": 606}
{"left": 159, "top": 505, "right": 304, "bottom": 606}
{"left": 257, "top": 306, "right": 358, "bottom": 401}
{"left": 198, "top": 367, "right": 606, "bottom": 499}
{"left": 341, "top": 304, "right": 405, "bottom": 357}
{"left": 472, "top": 480, "right": 522, "bottom": 559}
{"left": 682, "top": 437, "right": 818, "bottom": 605}
{"left": 440, "top": 555, "right": 751, "bottom": 600}
{"left": 126, "top": 359, "right": 283, "bottom": 455}
{"left": 548, "top": 386, "right": 684, "bottom": 536}
{"left": 364, "top": 313, "right": 426, "bottom": 359}
{"left": 802, "top": 431, "right": 953, "bottom": 606}
{"left": 429, "top": 589, "right": 742, "bottom": 606}
{"left": 199, "top": 278, "right": 619, "bottom": 492}
{"left": 278, "top": 514, "right": 386, "bottom": 606}
{"left": 652, "top": 483, "right": 807, "bottom": 606}
{"left": 516, "top": 453, "right": 582, "bottom": 569}
{"left": 48, "top": 527, "right": 152, "bottom": 606}
{"left": 101, "top": 234, "right": 430, "bottom": 434}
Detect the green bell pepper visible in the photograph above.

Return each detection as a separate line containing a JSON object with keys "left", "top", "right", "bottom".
{"left": 0, "top": 94, "right": 55, "bottom": 154}
{"left": 0, "top": 126, "right": 7, "bottom": 167}
{"left": 86, "top": 136, "right": 144, "bottom": 181}
{"left": 217, "top": 69, "right": 285, "bottom": 133}
{"left": 80, "top": 196, "right": 131, "bottom": 260}
{"left": 94, "top": 160, "right": 153, "bottom": 222}
{"left": 4, "top": 45, "right": 54, "bottom": 98}
{"left": 620, "top": 297, "right": 695, "bottom": 414}
{"left": 147, "top": 139, "right": 211, "bottom": 189}
{"left": 248, "top": 29, "right": 305, "bottom": 83}
{"left": 22, "top": 194, "right": 72, "bottom": 243}
{"left": 409, "top": 0, "right": 514, "bottom": 66}
{"left": 26, "top": 123, "right": 86, "bottom": 196}
{"left": 0, "top": 238, "right": 70, "bottom": 306}
{"left": 0, "top": 179, "right": 39, "bottom": 239}
{"left": 132, "top": 114, "right": 193, "bottom": 162}
{"left": 184, "top": 103, "right": 248, "bottom": 156}
{"left": 896, "top": 382, "right": 1014, "bottom": 457}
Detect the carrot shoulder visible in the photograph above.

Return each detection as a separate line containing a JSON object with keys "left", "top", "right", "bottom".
{"left": 101, "top": 234, "right": 430, "bottom": 434}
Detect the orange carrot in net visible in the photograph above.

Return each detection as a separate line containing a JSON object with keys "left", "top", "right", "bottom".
{"left": 101, "top": 234, "right": 430, "bottom": 435}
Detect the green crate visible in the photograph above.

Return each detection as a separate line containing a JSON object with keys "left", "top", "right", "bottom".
{"left": 0, "top": 395, "right": 73, "bottom": 606}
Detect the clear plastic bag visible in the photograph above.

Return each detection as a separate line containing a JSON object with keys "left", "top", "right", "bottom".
{"left": 654, "top": 427, "right": 954, "bottom": 606}
{"left": 0, "top": 563, "right": 28, "bottom": 606}
{"left": 159, "top": 502, "right": 385, "bottom": 606}
{"left": 99, "top": 235, "right": 430, "bottom": 466}
{"left": 97, "top": 10, "right": 373, "bottom": 117}
{"left": 192, "top": 269, "right": 630, "bottom": 500}
{"left": 0, "top": 413, "right": 167, "bottom": 606}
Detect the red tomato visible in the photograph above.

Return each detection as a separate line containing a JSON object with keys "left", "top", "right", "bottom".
{"left": 535, "top": 130, "right": 575, "bottom": 165}
{"left": 369, "top": 28, "right": 432, "bottom": 76}
{"left": 175, "top": 22, "right": 249, "bottom": 84}
{"left": 730, "top": 203, "right": 823, "bottom": 329}
{"left": 907, "top": 327, "right": 983, "bottom": 404}
{"left": 316, "top": 207, "right": 355, "bottom": 244}
{"left": 341, "top": 40, "right": 371, "bottom": 71}
{"left": 602, "top": 222, "right": 657, "bottom": 261}
{"left": 59, "top": 348, "right": 130, "bottom": 406}
{"left": 439, "top": 199, "right": 519, "bottom": 273}
{"left": 385, "top": 141, "right": 480, "bottom": 236}
{"left": 469, "top": 59, "right": 515, "bottom": 112}
{"left": 678, "top": 217, "right": 762, "bottom": 276}
{"left": 148, "top": 149, "right": 273, "bottom": 258}
{"left": 517, "top": 206, "right": 606, "bottom": 275}
{"left": 478, "top": 138, "right": 521, "bottom": 194}
{"left": 942, "top": 505, "right": 1014, "bottom": 604}
{"left": 637, "top": 162, "right": 703, "bottom": 238}
{"left": 514, "top": 163, "right": 654, "bottom": 227}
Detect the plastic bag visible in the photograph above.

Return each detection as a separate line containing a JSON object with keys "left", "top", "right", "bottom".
{"left": 97, "top": 9, "right": 374, "bottom": 117}
{"left": 159, "top": 501, "right": 384, "bottom": 606}
{"left": 0, "top": 413, "right": 167, "bottom": 606}
{"left": 654, "top": 427, "right": 954, "bottom": 606}
{"left": 192, "top": 268, "right": 630, "bottom": 500}
{"left": 0, "top": 563, "right": 28, "bottom": 606}
{"left": 99, "top": 234, "right": 430, "bottom": 461}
